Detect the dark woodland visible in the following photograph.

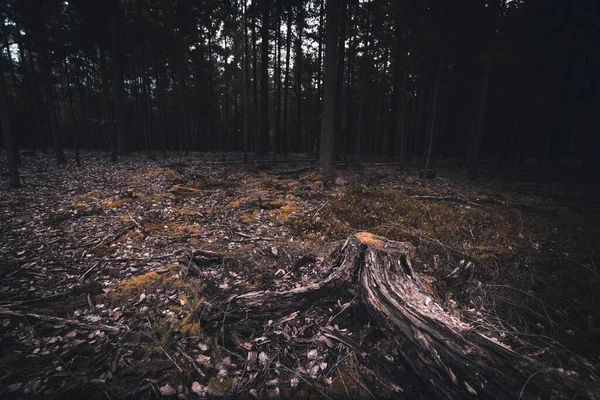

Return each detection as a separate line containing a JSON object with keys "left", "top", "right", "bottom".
{"left": 1, "top": 0, "right": 599, "bottom": 398}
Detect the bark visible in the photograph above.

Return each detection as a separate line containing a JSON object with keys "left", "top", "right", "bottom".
{"left": 243, "top": 0, "right": 250, "bottom": 162}
{"left": 274, "top": 5, "right": 282, "bottom": 156}
{"left": 216, "top": 233, "right": 584, "bottom": 399}
{"left": 16, "top": 24, "right": 39, "bottom": 152}
{"left": 282, "top": 9, "right": 292, "bottom": 156}
{"left": 110, "top": 15, "right": 126, "bottom": 154}
{"left": 314, "top": 0, "right": 324, "bottom": 157}
{"left": 469, "top": 63, "right": 490, "bottom": 180}
{"left": 423, "top": 60, "right": 442, "bottom": 181}
{"left": 25, "top": 35, "right": 45, "bottom": 152}
{"left": 318, "top": 0, "right": 340, "bottom": 174}
{"left": 294, "top": 4, "right": 304, "bottom": 152}
{"left": 334, "top": 3, "right": 346, "bottom": 156}
{"left": 40, "top": 38, "right": 66, "bottom": 164}
{"left": 99, "top": 49, "right": 117, "bottom": 161}
{"left": 258, "top": 0, "right": 270, "bottom": 155}
{"left": 0, "top": 37, "right": 20, "bottom": 187}
{"left": 251, "top": 0, "right": 259, "bottom": 153}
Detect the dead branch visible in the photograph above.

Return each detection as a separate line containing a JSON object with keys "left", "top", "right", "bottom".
{"left": 0, "top": 308, "right": 121, "bottom": 332}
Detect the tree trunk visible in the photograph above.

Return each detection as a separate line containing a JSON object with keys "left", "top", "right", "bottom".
{"left": 423, "top": 60, "right": 442, "bottom": 181}
{"left": 282, "top": 9, "right": 292, "bottom": 156}
{"left": 251, "top": 0, "right": 259, "bottom": 153}
{"left": 243, "top": 0, "right": 250, "bottom": 162}
{"left": 99, "top": 49, "right": 117, "bottom": 161}
{"left": 0, "top": 39, "right": 20, "bottom": 187}
{"left": 294, "top": 4, "right": 304, "bottom": 152}
{"left": 318, "top": 0, "right": 340, "bottom": 174}
{"left": 40, "top": 39, "right": 66, "bottom": 164}
{"left": 469, "top": 63, "right": 490, "bottom": 180}
{"left": 210, "top": 233, "right": 584, "bottom": 399}
{"left": 314, "top": 0, "right": 324, "bottom": 158}
{"left": 259, "top": 0, "right": 270, "bottom": 155}
{"left": 334, "top": 3, "right": 346, "bottom": 157}
{"left": 274, "top": 5, "right": 282, "bottom": 157}
{"left": 110, "top": 15, "right": 127, "bottom": 155}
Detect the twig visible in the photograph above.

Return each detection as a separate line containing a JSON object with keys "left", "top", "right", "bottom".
{"left": 175, "top": 345, "right": 206, "bottom": 377}
{"left": 313, "top": 200, "right": 330, "bottom": 219}
{"left": 0, "top": 308, "right": 120, "bottom": 332}
{"left": 102, "top": 249, "right": 185, "bottom": 262}
{"left": 79, "top": 262, "right": 101, "bottom": 282}
{"left": 126, "top": 210, "right": 151, "bottom": 236}
{"left": 518, "top": 369, "right": 547, "bottom": 400}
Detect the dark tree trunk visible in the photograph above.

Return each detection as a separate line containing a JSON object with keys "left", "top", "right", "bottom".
{"left": 334, "top": 3, "right": 346, "bottom": 155}
{"left": 25, "top": 35, "right": 45, "bottom": 152}
{"left": 40, "top": 39, "right": 66, "bottom": 164}
{"left": 318, "top": 0, "right": 340, "bottom": 174}
{"left": 314, "top": 0, "right": 324, "bottom": 158}
{"left": 243, "top": 0, "right": 250, "bottom": 162}
{"left": 110, "top": 15, "right": 127, "bottom": 155}
{"left": 99, "top": 49, "right": 117, "bottom": 162}
{"left": 282, "top": 9, "right": 292, "bottom": 156}
{"left": 274, "top": 5, "right": 282, "bottom": 156}
{"left": 294, "top": 4, "right": 304, "bottom": 152}
{"left": 469, "top": 63, "right": 490, "bottom": 180}
{"left": 0, "top": 38, "right": 20, "bottom": 187}
{"left": 251, "top": 0, "right": 259, "bottom": 153}
{"left": 424, "top": 60, "right": 442, "bottom": 180}
{"left": 258, "top": 0, "right": 270, "bottom": 155}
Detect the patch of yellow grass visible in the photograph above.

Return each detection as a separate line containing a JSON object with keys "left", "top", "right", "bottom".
{"left": 300, "top": 171, "right": 323, "bottom": 181}
{"left": 240, "top": 211, "right": 259, "bottom": 224}
{"left": 101, "top": 197, "right": 135, "bottom": 208}
{"left": 226, "top": 197, "right": 248, "bottom": 209}
{"left": 169, "top": 184, "right": 201, "bottom": 196}
{"left": 147, "top": 168, "right": 178, "bottom": 178}
{"left": 355, "top": 232, "right": 385, "bottom": 248}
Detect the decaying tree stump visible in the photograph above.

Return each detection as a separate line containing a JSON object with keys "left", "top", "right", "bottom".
{"left": 216, "top": 233, "right": 590, "bottom": 399}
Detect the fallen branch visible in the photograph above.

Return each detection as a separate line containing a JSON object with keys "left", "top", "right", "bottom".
{"left": 0, "top": 308, "right": 121, "bottom": 332}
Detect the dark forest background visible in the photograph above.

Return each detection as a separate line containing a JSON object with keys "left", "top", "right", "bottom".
{"left": 1, "top": 0, "right": 599, "bottom": 185}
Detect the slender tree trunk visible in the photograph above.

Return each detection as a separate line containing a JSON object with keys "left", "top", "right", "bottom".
{"left": 356, "top": 0, "right": 372, "bottom": 170}
{"left": 157, "top": 60, "right": 167, "bottom": 158}
{"left": 208, "top": 32, "right": 215, "bottom": 151}
{"left": 25, "top": 35, "right": 45, "bottom": 152}
{"left": 282, "top": 9, "right": 292, "bottom": 156}
{"left": 274, "top": 5, "right": 282, "bottom": 156}
{"left": 110, "top": 15, "right": 126, "bottom": 154}
{"left": 259, "top": 0, "right": 270, "bottom": 155}
{"left": 0, "top": 39, "right": 20, "bottom": 187}
{"left": 388, "top": 12, "right": 403, "bottom": 159}
{"left": 40, "top": 39, "right": 66, "bottom": 164}
{"left": 315, "top": 0, "right": 324, "bottom": 157}
{"left": 468, "top": 63, "right": 490, "bottom": 180}
{"left": 294, "top": 4, "right": 304, "bottom": 152}
{"left": 62, "top": 60, "right": 80, "bottom": 166}
{"left": 318, "top": 0, "right": 340, "bottom": 174}
{"left": 251, "top": 0, "right": 259, "bottom": 152}
{"left": 423, "top": 60, "right": 442, "bottom": 180}
{"left": 16, "top": 24, "right": 38, "bottom": 152}
{"left": 99, "top": 49, "right": 117, "bottom": 161}
{"left": 243, "top": 0, "right": 250, "bottom": 162}
{"left": 334, "top": 2, "right": 346, "bottom": 155}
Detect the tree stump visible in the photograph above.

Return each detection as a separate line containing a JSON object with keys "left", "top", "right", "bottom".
{"left": 216, "top": 233, "right": 589, "bottom": 399}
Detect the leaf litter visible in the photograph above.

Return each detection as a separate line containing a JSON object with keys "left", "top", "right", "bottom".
{"left": 0, "top": 151, "right": 599, "bottom": 398}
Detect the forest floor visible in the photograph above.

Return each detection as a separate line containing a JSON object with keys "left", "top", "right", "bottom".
{"left": 1, "top": 151, "right": 599, "bottom": 399}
